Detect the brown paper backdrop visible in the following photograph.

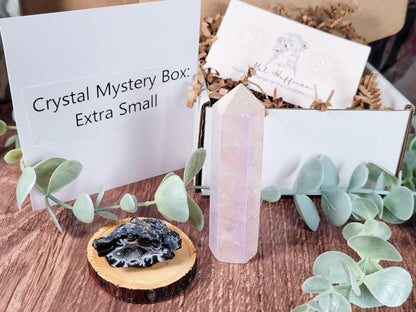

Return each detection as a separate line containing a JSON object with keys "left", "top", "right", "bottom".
{"left": 20, "top": 0, "right": 408, "bottom": 42}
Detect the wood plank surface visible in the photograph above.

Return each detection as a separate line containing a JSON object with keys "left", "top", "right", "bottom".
{"left": 0, "top": 102, "right": 415, "bottom": 311}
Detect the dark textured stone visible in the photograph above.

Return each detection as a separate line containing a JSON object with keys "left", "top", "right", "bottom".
{"left": 92, "top": 218, "right": 182, "bottom": 268}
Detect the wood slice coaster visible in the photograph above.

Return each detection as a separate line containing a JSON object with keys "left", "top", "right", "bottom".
{"left": 87, "top": 218, "right": 197, "bottom": 304}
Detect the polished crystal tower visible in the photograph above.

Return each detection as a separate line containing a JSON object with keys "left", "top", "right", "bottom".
{"left": 209, "top": 84, "right": 265, "bottom": 263}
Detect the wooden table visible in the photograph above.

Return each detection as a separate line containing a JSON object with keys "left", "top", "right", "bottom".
{"left": 0, "top": 102, "right": 415, "bottom": 311}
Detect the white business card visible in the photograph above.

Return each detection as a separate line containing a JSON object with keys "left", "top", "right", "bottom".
{"left": 205, "top": 0, "right": 371, "bottom": 108}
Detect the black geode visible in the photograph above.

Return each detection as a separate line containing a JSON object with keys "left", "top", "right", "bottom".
{"left": 92, "top": 218, "right": 182, "bottom": 268}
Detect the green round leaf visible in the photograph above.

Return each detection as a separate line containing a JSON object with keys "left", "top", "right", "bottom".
{"left": 348, "top": 164, "right": 369, "bottom": 190}
{"left": 291, "top": 304, "right": 313, "bottom": 312}
{"left": 294, "top": 194, "right": 320, "bottom": 231}
{"left": 294, "top": 157, "right": 324, "bottom": 193}
{"left": 16, "top": 167, "right": 36, "bottom": 211}
{"left": 320, "top": 155, "right": 339, "bottom": 188}
{"left": 183, "top": 148, "right": 206, "bottom": 185}
{"left": 374, "top": 172, "right": 386, "bottom": 191}
{"left": 97, "top": 211, "right": 118, "bottom": 221}
{"left": 351, "top": 197, "right": 379, "bottom": 220}
{"left": 313, "top": 251, "right": 362, "bottom": 284}
{"left": 4, "top": 148, "right": 22, "bottom": 164}
{"left": 187, "top": 193, "right": 204, "bottom": 231}
{"left": 161, "top": 172, "right": 175, "bottom": 184}
{"left": 73, "top": 193, "right": 94, "bottom": 223}
{"left": 302, "top": 276, "right": 332, "bottom": 293}
{"left": 329, "top": 290, "right": 352, "bottom": 312}
{"left": 5, "top": 133, "right": 17, "bottom": 147}
{"left": 95, "top": 185, "right": 105, "bottom": 208}
{"left": 120, "top": 193, "right": 137, "bottom": 212}
{"left": 381, "top": 209, "right": 407, "bottom": 224}
{"left": 47, "top": 160, "right": 82, "bottom": 194}
{"left": 342, "top": 222, "right": 363, "bottom": 240}
{"left": 350, "top": 284, "right": 383, "bottom": 309}
{"left": 364, "top": 267, "right": 412, "bottom": 307}
{"left": 45, "top": 198, "right": 62, "bottom": 232}
{"left": 33, "top": 158, "right": 66, "bottom": 190}
{"left": 0, "top": 119, "right": 7, "bottom": 135}
{"left": 342, "top": 262, "right": 360, "bottom": 296}
{"left": 366, "top": 163, "right": 397, "bottom": 189}
{"left": 358, "top": 193, "right": 383, "bottom": 218}
{"left": 348, "top": 235, "right": 401, "bottom": 262}
{"left": 261, "top": 185, "right": 281, "bottom": 202}
{"left": 383, "top": 186, "right": 414, "bottom": 221}
{"left": 321, "top": 190, "right": 352, "bottom": 226}
{"left": 155, "top": 174, "right": 188, "bottom": 222}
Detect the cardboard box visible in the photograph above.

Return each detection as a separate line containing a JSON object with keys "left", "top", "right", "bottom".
{"left": 20, "top": 0, "right": 408, "bottom": 42}
{"left": 194, "top": 63, "right": 413, "bottom": 194}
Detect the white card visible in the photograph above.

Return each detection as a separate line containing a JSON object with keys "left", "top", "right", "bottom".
{"left": 0, "top": 0, "right": 200, "bottom": 210}
{"left": 205, "top": 0, "right": 371, "bottom": 109}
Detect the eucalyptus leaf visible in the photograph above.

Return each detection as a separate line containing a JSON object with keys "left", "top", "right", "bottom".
{"left": 320, "top": 155, "right": 339, "bottom": 188}
{"left": 329, "top": 291, "right": 352, "bottom": 312}
{"left": 261, "top": 185, "right": 281, "bottom": 202}
{"left": 294, "top": 157, "right": 324, "bottom": 193}
{"left": 294, "top": 194, "right": 320, "bottom": 231}
{"left": 313, "top": 251, "right": 362, "bottom": 284}
{"left": 342, "top": 222, "right": 363, "bottom": 241}
{"left": 73, "top": 193, "right": 94, "bottom": 223}
{"left": 381, "top": 209, "right": 407, "bottom": 224}
{"left": 97, "top": 211, "right": 118, "bottom": 221}
{"left": 154, "top": 174, "right": 189, "bottom": 222}
{"left": 95, "top": 185, "right": 105, "bottom": 208}
{"left": 383, "top": 186, "right": 414, "bottom": 221}
{"left": 351, "top": 197, "right": 378, "bottom": 220}
{"left": 16, "top": 167, "right": 36, "bottom": 211}
{"left": 187, "top": 193, "right": 204, "bottom": 231}
{"left": 291, "top": 304, "right": 313, "bottom": 312}
{"left": 359, "top": 193, "right": 383, "bottom": 219}
{"left": 348, "top": 235, "right": 401, "bottom": 262}
{"left": 364, "top": 267, "right": 412, "bottom": 307}
{"left": 348, "top": 164, "right": 368, "bottom": 190}
{"left": 402, "top": 163, "right": 413, "bottom": 180}
{"left": 350, "top": 284, "right": 383, "bottom": 308}
{"left": 366, "top": 163, "right": 397, "bottom": 189}
{"left": 404, "top": 151, "right": 416, "bottom": 171}
{"left": 321, "top": 190, "right": 352, "bottom": 226}
{"left": 120, "top": 193, "right": 137, "bottom": 213}
{"left": 362, "top": 219, "right": 378, "bottom": 235}
{"left": 45, "top": 198, "right": 62, "bottom": 232}
{"left": 33, "top": 158, "right": 66, "bottom": 190}
{"left": 0, "top": 119, "right": 7, "bottom": 135}
{"left": 302, "top": 276, "right": 332, "bottom": 293}
{"left": 183, "top": 148, "right": 206, "bottom": 185}
{"left": 358, "top": 258, "right": 383, "bottom": 275}
{"left": 161, "top": 172, "right": 175, "bottom": 184}
{"left": 5, "top": 133, "right": 17, "bottom": 147}
{"left": 4, "top": 148, "right": 22, "bottom": 164}
{"left": 374, "top": 173, "right": 386, "bottom": 191}
{"left": 47, "top": 160, "right": 82, "bottom": 194}
{"left": 342, "top": 262, "right": 360, "bottom": 296}
{"left": 305, "top": 301, "right": 321, "bottom": 311}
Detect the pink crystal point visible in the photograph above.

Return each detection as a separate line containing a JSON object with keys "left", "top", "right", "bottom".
{"left": 209, "top": 84, "right": 265, "bottom": 263}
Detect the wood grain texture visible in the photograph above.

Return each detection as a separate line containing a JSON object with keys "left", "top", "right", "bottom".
{"left": 0, "top": 102, "right": 415, "bottom": 311}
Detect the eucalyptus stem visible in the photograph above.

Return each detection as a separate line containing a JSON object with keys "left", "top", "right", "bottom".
{"left": 8, "top": 126, "right": 17, "bottom": 130}
{"left": 96, "top": 200, "right": 156, "bottom": 212}
{"left": 279, "top": 187, "right": 391, "bottom": 197}
{"left": 35, "top": 183, "right": 73, "bottom": 210}
{"left": 186, "top": 185, "right": 210, "bottom": 190}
